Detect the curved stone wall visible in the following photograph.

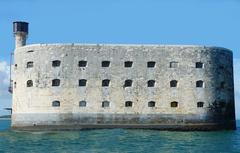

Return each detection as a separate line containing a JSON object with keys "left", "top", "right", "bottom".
{"left": 11, "top": 44, "right": 236, "bottom": 130}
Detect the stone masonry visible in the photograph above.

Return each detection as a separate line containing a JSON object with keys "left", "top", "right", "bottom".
{"left": 11, "top": 43, "right": 236, "bottom": 130}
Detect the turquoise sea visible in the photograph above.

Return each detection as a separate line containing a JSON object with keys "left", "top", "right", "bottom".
{"left": 0, "top": 120, "right": 240, "bottom": 153}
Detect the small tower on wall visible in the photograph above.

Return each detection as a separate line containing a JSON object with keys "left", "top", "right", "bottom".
{"left": 8, "top": 22, "right": 29, "bottom": 93}
{"left": 13, "top": 21, "right": 28, "bottom": 48}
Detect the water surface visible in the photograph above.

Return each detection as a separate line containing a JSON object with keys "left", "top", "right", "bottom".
{"left": 0, "top": 120, "right": 240, "bottom": 153}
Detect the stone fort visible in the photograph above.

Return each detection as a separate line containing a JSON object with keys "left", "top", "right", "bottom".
{"left": 11, "top": 21, "right": 236, "bottom": 130}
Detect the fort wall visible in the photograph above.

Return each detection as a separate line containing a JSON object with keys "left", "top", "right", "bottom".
{"left": 11, "top": 44, "right": 236, "bottom": 130}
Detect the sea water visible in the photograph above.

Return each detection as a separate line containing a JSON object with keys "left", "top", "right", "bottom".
{"left": 0, "top": 120, "right": 240, "bottom": 153}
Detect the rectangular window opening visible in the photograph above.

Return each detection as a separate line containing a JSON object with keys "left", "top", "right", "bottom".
{"left": 79, "top": 61, "right": 87, "bottom": 67}
{"left": 147, "top": 61, "right": 156, "bottom": 68}
{"left": 27, "top": 61, "right": 33, "bottom": 68}
{"left": 102, "top": 79, "right": 110, "bottom": 87}
{"left": 102, "top": 61, "right": 110, "bottom": 67}
{"left": 52, "top": 60, "right": 61, "bottom": 67}
{"left": 124, "top": 61, "right": 133, "bottom": 68}
{"left": 170, "top": 61, "right": 178, "bottom": 68}
{"left": 79, "top": 79, "right": 87, "bottom": 86}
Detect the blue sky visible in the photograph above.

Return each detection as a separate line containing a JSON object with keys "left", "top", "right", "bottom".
{"left": 0, "top": 0, "right": 240, "bottom": 118}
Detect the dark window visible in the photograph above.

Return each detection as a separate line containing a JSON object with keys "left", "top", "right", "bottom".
{"left": 79, "top": 79, "right": 87, "bottom": 86}
{"left": 14, "top": 82, "right": 16, "bottom": 88}
{"left": 219, "top": 65, "right": 224, "bottom": 69}
{"left": 79, "top": 101, "right": 87, "bottom": 107}
{"left": 219, "top": 101, "right": 226, "bottom": 108}
{"left": 171, "top": 101, "right": 178, "bottom": 107}
{"left": 196, "top": 80, "right": 204, "bottom": 88}
{"left": 27, "top": 50, "right": 34, "bottom": 53}
{"left": 220, "top": 81, "right": 225, "bottom": 89}
{"left": 27, "top": 80, "right": 33, "bottom": 87}
{"left": 170, "top": 61, "right": 178, "bottom": 68}
{"left": 102, "top": 79, "right": 110, "bottom": 87}
{"left": 196, "top": 62, "right": 203, "bottom": 68}
{"left": 102, "top": 61, "right": 110, "bottom": 67}
{"left": 124, "top": 80, "right": 132, "bottom": 87}
{"left": 197, "top": 102, "right": 204, "bottom": 108}
{"left": 15, "top": 64, "right": 17, "bottom": 68}
{"left": 148, "top": 101, "right": 156, "bottom": 107}
{"left": 52, "top": 79, "right": 60, "bottom": 86}
{"left": 124, "top": 61, "right": 133, "bottom": 67}
{"left": 52, "top": 60, "right": 61, "bottom": 67}
{"left": 102, "top": 101, "right": 110, "bottom": 108}
{"left": 78, "top": 60, "right": 87, "bottom": 67}
{"left": 125, "top": 101, "right": 133, "bottom": 107}
{"left": 147, "top": 61, "right": 156, "bottom": 68}
{"left": 148, "top": 80, "right": 155, "bottom": 87}
{"left": 170, "top": 80, "right": 178, "bottom": 87}
{"left": 27, "top": 61, "right": 33, "bottom": 68}
{"left": 52, "top": 101, "right": 60, "bottom": 107}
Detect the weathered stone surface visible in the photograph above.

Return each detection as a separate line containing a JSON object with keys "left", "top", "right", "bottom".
{"left": 11, "top": 44, "right": 236, "bottom": 130}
